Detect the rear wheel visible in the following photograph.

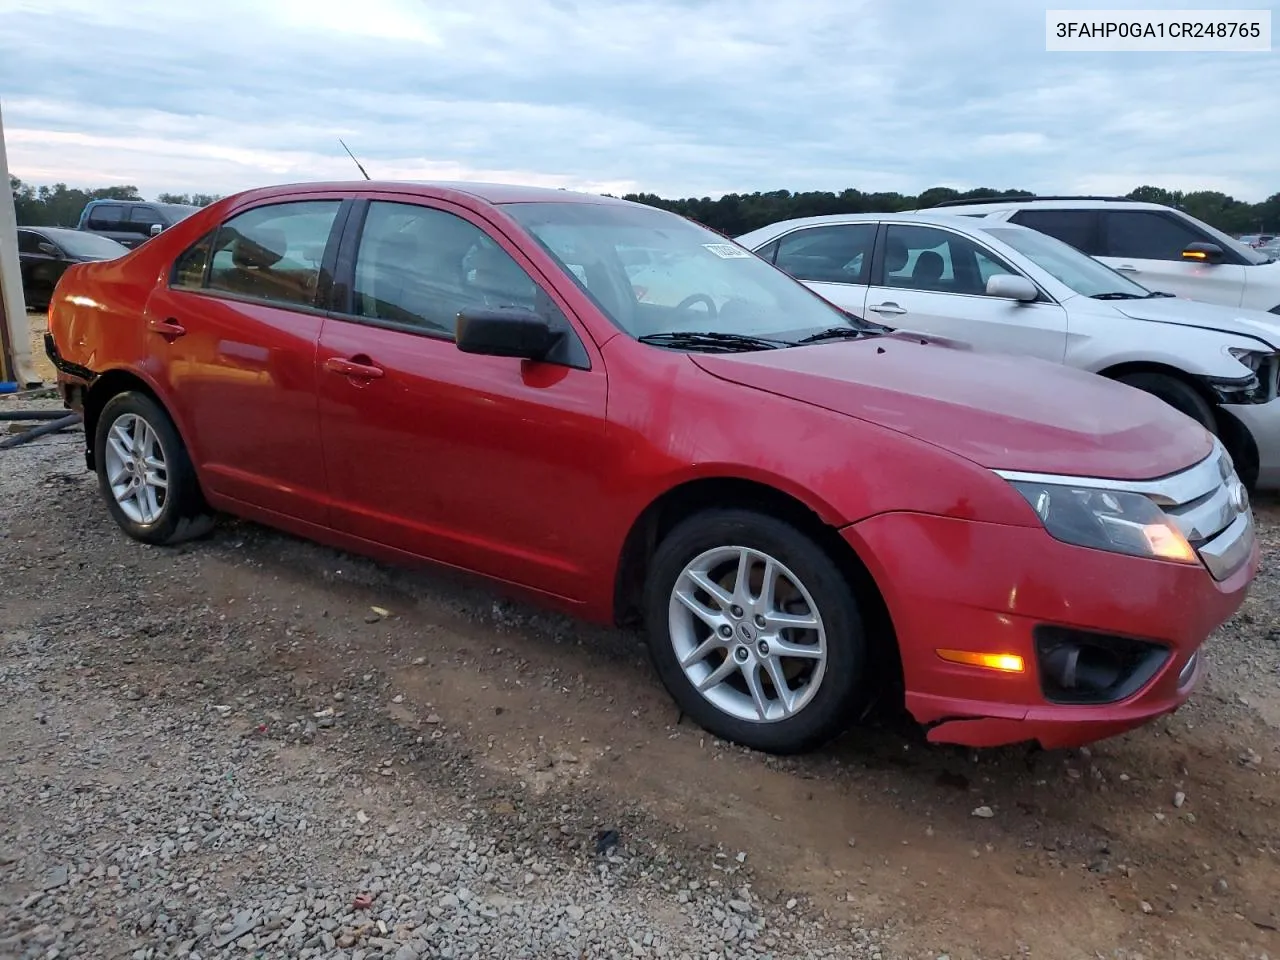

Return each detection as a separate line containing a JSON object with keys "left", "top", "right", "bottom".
{"left": 643, "top": 508, "right": 869, "bottom": 754}
{"left": 94, "top": 391, "right": 215, "bottom": 545}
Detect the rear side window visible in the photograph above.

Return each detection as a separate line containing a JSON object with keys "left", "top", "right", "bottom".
{"left": 1009, "top": 209, "right": 1099, "bottom": 254}
{"left": 773, "top": 224, "right": 876, "bottom": 284}
{"left": 86, "top": 204, "right": 125, "bottom": 229}
{"left": 171, "top": 231, "right": 215, "bottom": 289}
{"left": 752, "top": 239, "right": 780, "bottom": 264}
{"left": 196, "top": 201, "right": 342, "bottom": 308}
{"left": 1101, "top": 211, "right": 1206, "bottom": 261}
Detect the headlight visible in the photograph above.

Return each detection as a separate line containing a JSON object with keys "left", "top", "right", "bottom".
{"left": 1227, "top": 346, "right": 1269, "bottom": 374}
{"left": 1010, "top": 481, "right": 1197, "bottom": 564}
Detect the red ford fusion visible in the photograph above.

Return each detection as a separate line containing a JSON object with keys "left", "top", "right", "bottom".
{"left": 45, "top": 180, "right": 1258, "bottom": 754}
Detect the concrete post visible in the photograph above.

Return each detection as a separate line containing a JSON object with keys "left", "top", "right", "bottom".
{"left": 0, "top": 100, "right": 40, "bottom": 386}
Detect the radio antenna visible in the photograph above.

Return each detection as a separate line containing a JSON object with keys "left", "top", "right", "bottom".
{"left": 339, "top": 139, "right": 371, "bottom": 180}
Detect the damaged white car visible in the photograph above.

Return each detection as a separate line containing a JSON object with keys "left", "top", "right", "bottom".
{"left": 737, "top": 212, "right": 1280, "bottom": 491}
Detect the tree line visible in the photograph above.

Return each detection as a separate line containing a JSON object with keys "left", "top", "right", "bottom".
{"left": 10, "top": 174, "right": 1279, "bottom": 238}
{"left": 8, "top": 176, "right": 220, "bottom": 228}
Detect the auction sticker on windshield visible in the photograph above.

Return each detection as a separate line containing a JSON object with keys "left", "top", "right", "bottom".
{"left": 1046, "top": 9, "right": 1271, "bottom": 51}
{"left": 702, "top": 243, "right": 752, "bottom": 259}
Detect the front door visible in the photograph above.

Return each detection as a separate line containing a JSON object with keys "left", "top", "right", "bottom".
{"left": 863, "top": 222, "right": 1069, "bottom": 363}
{"left": 315, "top": 197, "right": 613, "bottom": 602}
{"left": 1097, "top": 209, "right": 1247, "bottom": 306}
{"left": 142, "top": 197, "right": 346, "bottom": 524}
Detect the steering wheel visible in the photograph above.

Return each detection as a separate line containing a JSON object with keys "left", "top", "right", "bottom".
{"left": 673, "top": 293, "right": 718, "bottom": 321}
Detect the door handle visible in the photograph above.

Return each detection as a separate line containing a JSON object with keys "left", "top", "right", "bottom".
{"left": 147, "top": 317, "right": 186, "bottom": 340}
{"left": 868, "top": 302, "right": 907, "bottom": 316}
{"left": 325, "top": 356, "right": 385, "bottom": 379}
{"left": 1115, "top": 264, "right": 1139, "bottom": 272}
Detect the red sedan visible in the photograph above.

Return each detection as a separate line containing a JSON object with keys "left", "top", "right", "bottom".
{"left": 44, "top": 180, "right": 1258, "bottom": 754}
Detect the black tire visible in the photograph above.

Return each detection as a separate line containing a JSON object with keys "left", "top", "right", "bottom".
{"left": 642, "top": 508, "right": 869, "bottom": 754}
{"left": 93, "top": 391, "right": 215, "bottom": 545}
{"left": 1116, "top": 372, "right": 1216, "bottom": 432}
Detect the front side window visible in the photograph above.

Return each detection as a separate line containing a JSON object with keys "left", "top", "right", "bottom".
{"left": 773, "top": 224, "right": 875, "bottom": 284}
{"left": 350, "top": 201, "right": 561, "bottom": 338}
{"left": 87, "top": 204, "right": 125, "bottom": 229}
{"left": 502, "top": 201, "right": 857, "bottom": 340}
{"left": 1101, "top": 211, "right": 1205, "bottom": 261}
{"left": 881, "top": 224, "right": 1019, "bottom": 296}
{"left": 204, "top": 201, "right": 341, "bottom": 308}
{"left": 16, "top": 230, "right": 42, "bottom": 254}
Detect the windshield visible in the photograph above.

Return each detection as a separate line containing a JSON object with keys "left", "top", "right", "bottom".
{"left": 981, "top": 226, "right": 1154, "bottom": 298}
{"left": 54, "top": 231, "right": 129, "bottom": 259}
{"left": 500, "top": 201, "right": 860, "bottom": 342}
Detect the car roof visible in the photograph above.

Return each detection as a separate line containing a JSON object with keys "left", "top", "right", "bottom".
{"left": 225, "top": 180, "right": 635, "bottom": 208}
{"left": 17, "top": 225, "right": 86, "bottom": 240}
{"left": 915, "top": 197, "right": 1170, "bottom": 215}
{"left": 738, "top": 209, "right": 1030, "bottom": 238}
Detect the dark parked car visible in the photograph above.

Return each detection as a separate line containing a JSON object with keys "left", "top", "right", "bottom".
{"left": 12, "top": 226, "right": 128, "bottom": 309}
{"left": 76, "top": 199, "right": 200, "bottom": 249}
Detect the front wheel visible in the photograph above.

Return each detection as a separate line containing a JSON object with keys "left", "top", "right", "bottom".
{"left": 643, "top": 508, "right": 869, "bottom": 754}
{"left": 1115, "top": 372, "right": 1215, "bottom": 432}
{"left": 94, "top": 391, "right": 215, "bottom": 545}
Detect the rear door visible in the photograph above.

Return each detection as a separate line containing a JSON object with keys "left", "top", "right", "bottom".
{"left": 753, "top": 223, "right": 876, "bottom": 316}
{"left": 142, "top": 196, "right": 349, "bottom": 524}
{"left": 314, "top": 195, "right": 613, "bottom": 601}
{"left": 863, "top": 222, "right": 1068, "bottom": 361}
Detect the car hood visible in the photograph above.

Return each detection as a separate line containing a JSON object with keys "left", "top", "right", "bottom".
{"left": 1104, "top": 295, "right": 1280, "bottom": 346}
{"left": 691, "top": 333, "right": 1213, "bottom": 480}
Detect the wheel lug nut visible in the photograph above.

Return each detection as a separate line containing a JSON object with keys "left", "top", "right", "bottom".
{"left": 730, "top": 605, "right": 743, "bottom": 618}
{"left": 718, "top": 624, "right": 733, "bottom": 638}
{"left": 757, "top": 640, "right": 770, "bottom": 657}
{"left": 734, "top": 646, "right": 749, "bottom": 662}
{"left": 754, "top": 615, "right": 766, "bottom": 628}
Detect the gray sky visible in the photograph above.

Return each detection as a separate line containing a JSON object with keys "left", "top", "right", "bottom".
{"left": 1, "top": 0, "right": 1275, "bottom": 201}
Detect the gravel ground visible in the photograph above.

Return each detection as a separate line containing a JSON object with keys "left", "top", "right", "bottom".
{"left": 2, "top": 381, "right": 1278, "bottom": 960}
{"left": 0, "top": 397, "right": 881, "bottom": 960}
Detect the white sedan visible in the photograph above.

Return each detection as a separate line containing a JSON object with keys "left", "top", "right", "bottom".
{"left": 737, "top": 211, "right": 1280, "bottom": 491}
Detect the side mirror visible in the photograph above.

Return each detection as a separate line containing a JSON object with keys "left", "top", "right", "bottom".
{"left": 149, "top": 223, "right": 164, "bottom": 237}
{"left": 37, "top": 242, "right": 59, "bottom": 257}
{"left": 455, "top": 307, "right": 558, "bottom": 360}
{"left": 1182, "top": 241, "right": 1223, "bottom": 264}
{"left": 985, "top": 274, "right": 1039, "bottom": 302}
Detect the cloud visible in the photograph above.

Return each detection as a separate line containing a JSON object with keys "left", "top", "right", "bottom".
{"left": 0, "top": 0, "right": 1275, "bottom": 201}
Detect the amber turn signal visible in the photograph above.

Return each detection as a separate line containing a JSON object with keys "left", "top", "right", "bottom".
{"left": 936, "top": 649, "right": 1025, "bottom": 673}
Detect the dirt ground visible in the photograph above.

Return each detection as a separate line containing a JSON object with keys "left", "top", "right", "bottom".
{"left": 3, "top": 311, "right": 1279, "bottom": 959}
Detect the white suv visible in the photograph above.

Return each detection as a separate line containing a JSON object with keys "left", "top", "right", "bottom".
{"left": 735, "top": 211, "right": 1280, "bottom": 490}
{"left": 918, "top": 196, "right": 1280, "bottom": 315}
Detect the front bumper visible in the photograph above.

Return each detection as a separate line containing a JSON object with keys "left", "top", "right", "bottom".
{"left": 1221, "top": 396, "right": 1280, "bottom": 490}
{"left": 842, "top": 510, "right": 1258, "bottom": 750}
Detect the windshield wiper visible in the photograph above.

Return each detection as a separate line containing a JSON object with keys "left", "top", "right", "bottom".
{"left": 795, "top": 326, "right": 878, "bottom": 345}
{"left": 635, "top": 331, "right": 788, "bottom": 352}
{"left": 1144, "top": 291, "right": 1176, "bottom": 298}
{"left": 1091, "top": 292, "right": 1147, "bottom": 300}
